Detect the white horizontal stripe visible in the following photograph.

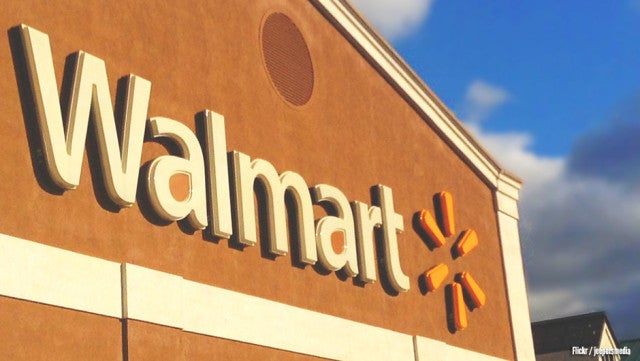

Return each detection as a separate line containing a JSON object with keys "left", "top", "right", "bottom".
{"left": 0, "top": 233, "right": 122, "bottom": 317}
{"left": 415, "top": 336, "right": 508, "bottom": 361}
{"left": 183, "top": 279, "right": 415, "bottom": 360}
{"left": 0, "top": 232, "right": 512, "bottom": 360}
{"left": 122, "top": 263, "right": 184, "bottom": 328}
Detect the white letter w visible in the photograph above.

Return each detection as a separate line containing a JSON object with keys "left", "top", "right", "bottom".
{"left": 19, "top": 24, "right": 151, "bottom": 207}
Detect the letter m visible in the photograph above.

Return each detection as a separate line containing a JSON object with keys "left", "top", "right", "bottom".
{"left": 19, "top": 25, "right": 151, "bottom": 206}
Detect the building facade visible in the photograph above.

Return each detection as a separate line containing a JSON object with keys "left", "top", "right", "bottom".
{"left": 0, "top": 1, "right": 534, "bottom": 360}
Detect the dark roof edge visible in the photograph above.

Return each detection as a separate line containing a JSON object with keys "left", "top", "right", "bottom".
{"left": 532, "top": 311, "right": 607, "bottom": 327}
{"left": 533, "top": 311, "right": 620, "bottom": 348}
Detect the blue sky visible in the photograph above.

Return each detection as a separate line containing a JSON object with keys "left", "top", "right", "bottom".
{"left": 392, "top": 1, "right": 640, "bottom": 156}
{"left": 353, "top": 0, "right": 640, "bottom": 340}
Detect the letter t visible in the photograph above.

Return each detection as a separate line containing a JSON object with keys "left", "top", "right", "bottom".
{"left": 376, "top": 185, "right": 410, "bottom": 292}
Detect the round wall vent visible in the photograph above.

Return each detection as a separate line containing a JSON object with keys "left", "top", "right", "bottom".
{"left": 261, "top": 12, "right": 314, "bottom": 106}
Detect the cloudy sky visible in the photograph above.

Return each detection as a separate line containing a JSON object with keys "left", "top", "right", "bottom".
{"left": 351, "top": 0, "right": 640, "bottom": 340}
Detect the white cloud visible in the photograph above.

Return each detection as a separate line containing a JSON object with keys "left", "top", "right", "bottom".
{"left": 461, "top": 80, "right": 640, "bottom": 336}
{"left": 528, "top": 288, "right": 590, "bottom": 321}
{"left": 468, "top": 115, "right": 640, "bottom": 339}
{"left": 350, "top": 0, "right": 435, "bottom": 40}
{"left": 467, "top": 124, "right": 563, "bottom": 189}
{"left": 461, "top": 80, "right": 510, "bottom": 124}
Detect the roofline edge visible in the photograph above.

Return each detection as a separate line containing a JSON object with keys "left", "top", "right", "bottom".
{"left": 310, "top": 0, "right": 523, "bottom": 191}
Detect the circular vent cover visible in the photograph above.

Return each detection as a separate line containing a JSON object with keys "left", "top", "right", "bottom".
{"left": 261, "top": 13, "right": 314, "bottom": 106}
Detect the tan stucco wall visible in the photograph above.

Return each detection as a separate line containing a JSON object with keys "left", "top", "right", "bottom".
{"left": 0, "top": 0, "right": 516, "bottom": 359}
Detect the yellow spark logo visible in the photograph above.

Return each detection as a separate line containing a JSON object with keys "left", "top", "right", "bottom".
{"left": 418, "top": 191, "right": 486, "bottom": 332}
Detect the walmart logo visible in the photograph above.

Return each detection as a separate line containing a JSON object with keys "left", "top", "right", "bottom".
{"left": 418, "top": 191, "right": 486, "bottom": 331}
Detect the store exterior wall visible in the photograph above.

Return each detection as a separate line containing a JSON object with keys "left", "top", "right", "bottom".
{"left": 0, "top": 0, "right": 535, "bottom": 360}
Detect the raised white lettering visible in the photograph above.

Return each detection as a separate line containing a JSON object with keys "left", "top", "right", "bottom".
{"left": 18, "top": 24, "right": 413, "bottom": 293}
{"left": 146, "top": 117, "right": 207, "bottom": 229}
{"left": 313, "top": 184, "right": 358, "bottom": 276}
{"left": 231, "top": 152, "right": 317, "bottom": 264}
{"left": 352, "top": 201, "right": 381, "bottom": 284}
{"left": 201, "top": 110, "right": 233, "bottom": 238}
{"left": 376, "top": 185, "right": 410, "bottom": 292}
{"left": 20, "top": 25, "right": 150, "bottom": 206}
